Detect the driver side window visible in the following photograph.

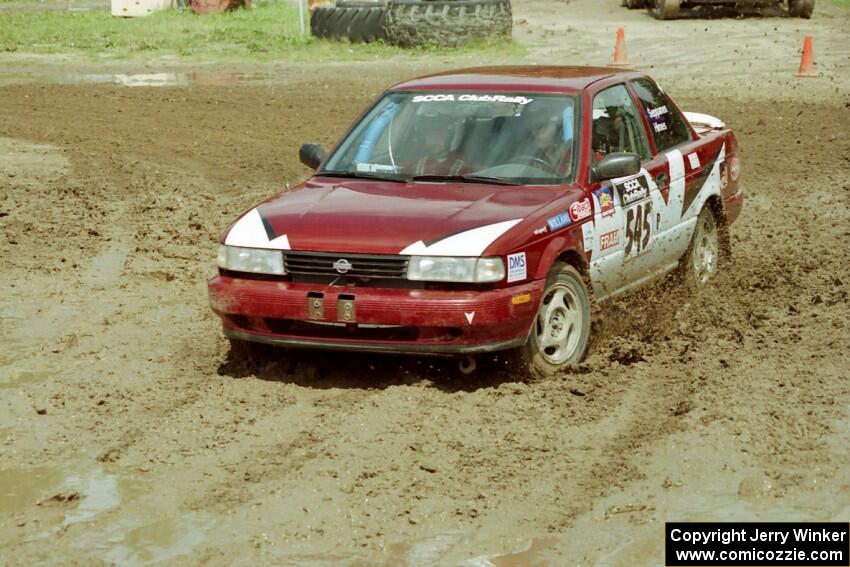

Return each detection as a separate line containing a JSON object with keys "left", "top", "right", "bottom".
{"left": 591, "top": 84, "right": 650, "bottom": 164}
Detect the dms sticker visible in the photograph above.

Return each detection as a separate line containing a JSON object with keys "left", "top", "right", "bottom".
{"left": 593, "top": 187, "right": 615, "bottom": 218}
{"left": 507, "top": 252, "right": 527, "bottom": 283}
{"left": 614, "top": 175, "right": 650, "bottom": 207}
{"left": 599, "top": 229, "right": 620, "bottom": 251}
{"left": 547, "top": 213, "right": 572, "bottom": 232}
{"left": 569, "top": 198, "right": 592, "bottom": 221}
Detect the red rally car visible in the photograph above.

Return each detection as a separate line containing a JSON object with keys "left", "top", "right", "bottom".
{"left": 208, "top": 66, "right": 744, "bottom": 377}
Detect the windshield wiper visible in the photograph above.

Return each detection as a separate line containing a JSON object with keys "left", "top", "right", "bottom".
{"left": 318, "top": 171, "right": 410, "bottom": 183}
{"left": 410, "top": 174, "right": 521, "bottom": 186}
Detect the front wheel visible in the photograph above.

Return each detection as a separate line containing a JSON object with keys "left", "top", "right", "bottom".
{"left": 515, "top": 263, "right": 591, "bottom": 379}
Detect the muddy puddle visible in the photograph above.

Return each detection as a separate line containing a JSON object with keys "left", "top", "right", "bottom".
{"left": 0, "top": 70, "right": 272, "bottom": 87}
{"left": 0, "top": 460, "right": 213, "bottom": 565}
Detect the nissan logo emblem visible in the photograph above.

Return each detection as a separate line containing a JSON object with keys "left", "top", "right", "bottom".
{"left": 333, "top": 259, "right": 352, "bottom": 274}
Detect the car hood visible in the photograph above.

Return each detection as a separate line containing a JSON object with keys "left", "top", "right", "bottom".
{"left": 223, "top": 177, "right": 569, "bottom": 255}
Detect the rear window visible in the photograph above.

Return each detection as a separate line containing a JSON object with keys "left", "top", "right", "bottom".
{"left": 631, "top": 78, "right": 692, "bottom": 153}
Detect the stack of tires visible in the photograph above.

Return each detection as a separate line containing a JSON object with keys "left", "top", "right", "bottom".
{"left": 310, "top": 0, "right": 513, "bottom": 47}
{"left": 310, "top": 0, "right": 386, "bottom": 43}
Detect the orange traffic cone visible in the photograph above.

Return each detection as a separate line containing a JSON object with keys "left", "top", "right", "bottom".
{"left": 795, "top": 35, "right": 818, "bottom": 77}
{"left": 611, "top": 27, "right": 629, "bottom": 67}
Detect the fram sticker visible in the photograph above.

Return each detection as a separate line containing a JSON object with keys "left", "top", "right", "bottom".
{"left": 593, "top": 187, "right": 615, "bottom": 218}
{"left": 507, "top": 252, "right": 527, "bottom": 283}
{"left": 569, "top": 198, "right": 592, "bottom": 221}
{"left": 547, "top": 213, "right": 572, "bottom": 232}
{"left": 614, "top": 175, "right": 650, "bottom": 207}
{"left": 582, "top": 222, "right": 595, "bottom": 252}
{"left": 599, "top": 229, "right": 620, "bottom": 251}
{"left": 688, "top": 152, "right": 700, "bottom": 170}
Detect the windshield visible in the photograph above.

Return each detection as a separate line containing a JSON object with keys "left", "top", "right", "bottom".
{"left": 320, "top": 91, "right": 578, "bottom": 185}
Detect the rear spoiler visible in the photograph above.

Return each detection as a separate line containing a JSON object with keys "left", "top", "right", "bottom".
{"left": 683, "top": 111, "right": 726, "bottom": 135}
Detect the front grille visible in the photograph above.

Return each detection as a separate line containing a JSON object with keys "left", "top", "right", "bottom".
{"left": 284, "top": 251, "right": 408, "bottom": 280}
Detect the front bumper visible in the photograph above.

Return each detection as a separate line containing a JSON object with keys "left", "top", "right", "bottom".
{"left": 208, "top": 276, "right": 544, "bottom": 355}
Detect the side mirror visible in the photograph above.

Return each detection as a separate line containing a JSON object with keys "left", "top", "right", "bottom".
{"left": 592, "top": 152, "right": 641, "bottom": 181}
{"left": 299, "top": 143, "right": 326, "bottom": 170}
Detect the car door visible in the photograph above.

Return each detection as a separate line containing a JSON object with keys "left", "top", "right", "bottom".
{"left": 586, "top": 83, "right": 655, "bottom": 299}
{"left": 628, "top": 77, "right": 719, "bottom": 274}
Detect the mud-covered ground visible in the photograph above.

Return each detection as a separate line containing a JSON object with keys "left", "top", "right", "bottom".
{"left": 1, "top": 0, "right": 849, "bottom": 565}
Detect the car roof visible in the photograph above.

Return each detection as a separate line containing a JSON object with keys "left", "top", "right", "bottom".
{"left": 389, "top": 66, "right": 632, "bottom": 94}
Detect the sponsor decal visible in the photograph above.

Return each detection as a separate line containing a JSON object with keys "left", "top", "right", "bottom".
{"left": 614, "top": 175, "right": 650, "bottom": 207}
{"left": 507, "top": 252, "right": 527, "bottom": 283}
{"left": 411, "top": 94, "right": 534, "bottom": 106}
{"left": 546, "top": 212, "right": 572, "bottom": 232}
{"left": 599, "top": 229, "right": 620, "bottom": 251}
{"left": 464, "top": 311, "right": 475, "bottom": 324}
{"left": 582, "top": 221, "right": 595, "bottom": 252}
{"left": 569, "top": 198, "right": 592, "bottom": 221}
{"left": 648, "top": 105, "right": 668, "bottom": 119}
{"left": 593, "top": 187, "right": 615, "bottom": 218}
{"left": 687, "top": 152, "right": 700, "bottom": 170}
{"left": 533, "top": 226, "right": 547, "bottom": 236}
{"left": 356, "top": 162, "right": 398, "bottom": 174}
{"left": 653, "top": 122, "right": 668, "bottom": 133}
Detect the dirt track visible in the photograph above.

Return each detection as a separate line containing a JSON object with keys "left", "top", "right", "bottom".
{"left": 1, "top": 0, "right": 849, "bottom": 565}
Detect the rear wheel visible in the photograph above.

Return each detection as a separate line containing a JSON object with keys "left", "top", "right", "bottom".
{"left": 515, "top": 263, "right": 591, "bottom": 379}
{"left": 649, "top": 0, "right": 680, "bottom": 19}
{"left": 788, "top": 0, "right": 814, "bottom": 18}
{"left": 680, "top": 206, "right": 720, "bottom": 287}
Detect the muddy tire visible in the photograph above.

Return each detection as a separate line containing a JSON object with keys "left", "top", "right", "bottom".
{"left": 679, "top": 206, "right": 721, "bottom": 287}
{"left": 310, "top": 3, "right": 387, "bottom": 43}
{"left": 514, "top": 262, "right": 591, "bottom": 380}
{"left": 788, "top": 0, "right": 814, "bottom": 18}
{"left": 648, "top": 0, "right": 680, "bottom": 19}
{"left": 383, "top": 0, "right": 512, "bottom": 48}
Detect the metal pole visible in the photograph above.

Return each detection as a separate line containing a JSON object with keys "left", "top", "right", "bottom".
{"left": 298, "top": 0, "right": 305, "bottom": 36}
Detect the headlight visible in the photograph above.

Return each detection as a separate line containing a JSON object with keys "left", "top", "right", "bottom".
{"left": 217, "top": 245, "right": 285, "bottom": 276}
{"left": 407, "top": 256, "right": 504, "bottom": 283}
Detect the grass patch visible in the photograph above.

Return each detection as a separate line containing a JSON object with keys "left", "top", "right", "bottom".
{"left": 830, "top": 0, "right": 849, "bottom": 7}
{"left": 0, "top": 2, "right": 524, "bottom": 61}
